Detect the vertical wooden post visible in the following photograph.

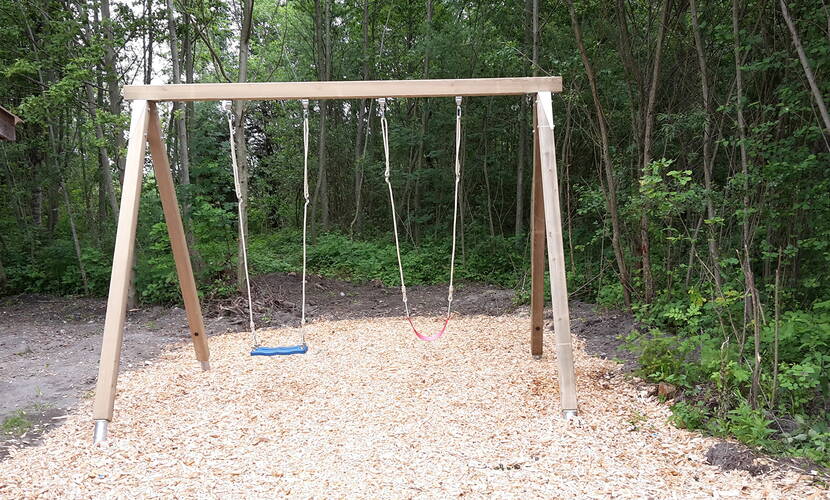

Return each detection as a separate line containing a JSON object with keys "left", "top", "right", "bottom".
{"left": 536, "top": 91, "right": 578, "bottom": 415}
{"left": 147, "top": 102, "right": 210, "bottom": 368}
{"left": 92, "top": 101, "right": 150, "bottom": 439}
{"left": 530, "top": 101, "right": 546, "bottom": 358}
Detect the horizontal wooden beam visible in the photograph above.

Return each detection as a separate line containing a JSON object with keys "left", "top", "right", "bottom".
{"left": 123, "top": 77, "right": 562, "bottom": 102}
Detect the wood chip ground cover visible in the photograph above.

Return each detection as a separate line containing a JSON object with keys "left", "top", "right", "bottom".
{"left": 0, "top": 315, "right": 824, "bottom": 498}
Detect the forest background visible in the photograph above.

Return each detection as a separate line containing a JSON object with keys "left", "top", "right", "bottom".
{"left": 1, "top": 0, "right": 829, "bottom": 465}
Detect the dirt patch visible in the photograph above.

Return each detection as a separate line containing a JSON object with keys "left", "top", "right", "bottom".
{"left": 0, "top": 294, "right": 237, "bottom": 460}
{"left": 209, "top": 274, "right": 639, "bottom": 365}
{"left": 705, "top": 442, "right": 772, "bottom": 476}
{"left": 705, "top": 441, "right": 828, "bottom": 480}
{"left": 0, "top": 406, "right": 66, "bottom": 459}
{"left": 208, "top": 272, "right": 518, "bottom": 327}
{"left": 569, "top": 301, "right": 638, "bottom": 370}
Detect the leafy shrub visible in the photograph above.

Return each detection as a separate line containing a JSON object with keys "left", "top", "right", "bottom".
{"left": 597, "top": 282, "right": 625, "bottom": 308}
{"left": 726, "top": 402, "right": 775, "bottom": 447}
{"left": 783, "top": 416, "right": 830, "bottom": 466}
{"left": 669, "top": 401, "right": 709, "bottom": 430}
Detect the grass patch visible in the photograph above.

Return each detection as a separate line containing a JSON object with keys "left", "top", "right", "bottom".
{"left": 1, "top": 410, "right": 32, "bottom": 436}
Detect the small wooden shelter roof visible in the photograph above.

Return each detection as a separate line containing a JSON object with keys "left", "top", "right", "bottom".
{"left": 0, "top": 105, "right": 23, "bottom": 142}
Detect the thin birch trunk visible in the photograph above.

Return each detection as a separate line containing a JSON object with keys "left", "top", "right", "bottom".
{"left": 167, "top": 0, "right": 202, "bottom": 272}
{"left": 780, "top": 0, "right": 830, "bottom": 136}
{"left": 567, "top": 0, "right": 632, "bottom": 307}
{"left": 62, "top": 180, "right": 90, "bottom": 294}
{"left": 690, "top": 0, "right": 723, "bottom": 289}
{"left": 638, "top": 0, "right": 670, "bottom": 304}
{"left": 234, "top": 0, "right": 254, "bottom": 290}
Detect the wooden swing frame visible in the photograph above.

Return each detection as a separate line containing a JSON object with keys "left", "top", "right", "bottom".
{"left": 92, "top": 76, "right": 577, "bottom": 442}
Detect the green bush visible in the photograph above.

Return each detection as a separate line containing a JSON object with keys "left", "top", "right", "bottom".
{"left": 597, "top": 282, "right": 625, "bottom": 308}
{"left": 631, "top": 285, "right": 830, "bottom": 466}
{"left": 669, "top": 401, "right": 709, "bottom": 430}
{"left": 726, "top": 402, "right": 775, "bottom": 447}
{"left": 784, "top": 416, "right": 830, "bottom": 466}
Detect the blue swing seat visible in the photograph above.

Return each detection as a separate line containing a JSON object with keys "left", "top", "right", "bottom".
{"left": 250, "top": 343, "right": 308, "bottom": 356}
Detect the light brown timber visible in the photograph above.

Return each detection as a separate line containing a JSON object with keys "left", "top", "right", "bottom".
{"left": 123, "top": 77, "right": 562, "bottom": 101}
{"left": 147, "top": 102, "right": 210, "bottom": 363}
{"left": 530, "top": 102, "right": 545, "bottom": 357}
{"left": 536, "top": 91, "right": 578, "bottom": 412}
{"left": 92, "top": 101, "right": 150, "bottom": 421}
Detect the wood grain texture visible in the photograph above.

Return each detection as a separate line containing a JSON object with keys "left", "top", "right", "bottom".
{"left": 530, "top": 103, "right": 546, "bottom": 357}
{"left": 93, "top": 101, "right": 149, "bottom": 420}
{"left": 536, "top": 91, "right": 578, "bottom": 412}
{"left": 123, "top": 77, "right": 563, "bottom": 101}
{"left": 147, "top": 102, "right": 210, "bottom": 363}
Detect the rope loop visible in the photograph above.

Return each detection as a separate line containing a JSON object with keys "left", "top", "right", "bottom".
{"left": 227, "top": 98, "right": 312, "bottom": 348}
{"left": 379, "top": 98, "right": 391, "bottom": 182}
{"left": 382, "top": 95, "right": 463, "bottom": 340}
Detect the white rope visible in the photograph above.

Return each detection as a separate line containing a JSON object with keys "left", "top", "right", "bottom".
{"left": 448, "top": 95, "right": 462, "bottom": 316}
{"left": 300, "top": 99, "right": 310, "bottom": 344}
{"left": 379, "top": 98, "right": 409, "bottom": 317}
{"left": 225, "top": 102, "right": 258, "bottom": 346}
{"left": 380, "top": 96, "right": 463, "bottom": 320}
{"left": 227, "top": 101, "right": 312, "bottom": 348}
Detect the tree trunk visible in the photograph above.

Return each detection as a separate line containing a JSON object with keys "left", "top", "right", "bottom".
{"left": 350, "top": 3, "right": 389, "bottom": 236}
{"left": 638, "top": 0, "right": 670, "bottom": 304}
{"left": 733, "top": 0, "right": 750, "bottom": 251}
{"left": 310, "top": 0, "right": 331, "bottom": 239}
{"left": 482, "top": 99, "right": 495, "bottom": 237}
{"left": 234, "top": 0, "right": 254, "bottom": 291}
{"left": 62, "top": 181, "right": 90, "bottom": 294}
{"left": 567, "top": 0, "right": 632, "bottom": 307}
{"left": 515, "top": 0, "right": 536, "bottom": 237}
{"left": 515, "top": 102, "right": 526, "bottom": 238}
{"left": 690, "top": 0, "right": 723, "bottom": 289}
{"left": 780, "top": 0, "right": 830, "bottom": 136}
{"left": 411, "top": 0, "right": 433, "bottom": 245}
{"left": 100, "top": 0, "right": 126, "bottom": 182}
{"left": 0, "top": 227, "right": 7, "bottom": 291}
{"left": 562, "top": 96, "right": 575, "bottom": 270}
{"left": 84, "top": 84, "right": 119, "bottom": 222}
{"left": 143, "top": 0, "right": 154, "bottom": 85}
{"left": 615, "top": 0, "right": 643, "bottom": 152}
{"left": 350, "top": 2, "right": 370, "bottom": 236}
{"left": 167, "top": 0, "right": 202, "bottom": 272}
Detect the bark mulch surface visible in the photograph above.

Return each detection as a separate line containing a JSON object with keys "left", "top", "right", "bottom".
{"left": 0, "top": 312, "right": 825, "bottom": 498}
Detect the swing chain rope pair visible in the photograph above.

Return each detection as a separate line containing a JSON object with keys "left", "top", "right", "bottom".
{"left": 226, "top": 100, "right": 310, "bottom": 349}
{"left": 379, "top": 96, "right": 463, "bottom": 341}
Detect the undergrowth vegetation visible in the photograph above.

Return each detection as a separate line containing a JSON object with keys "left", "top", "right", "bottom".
{"left": 627, "top": 292, "right": 830, "bottom": 467}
